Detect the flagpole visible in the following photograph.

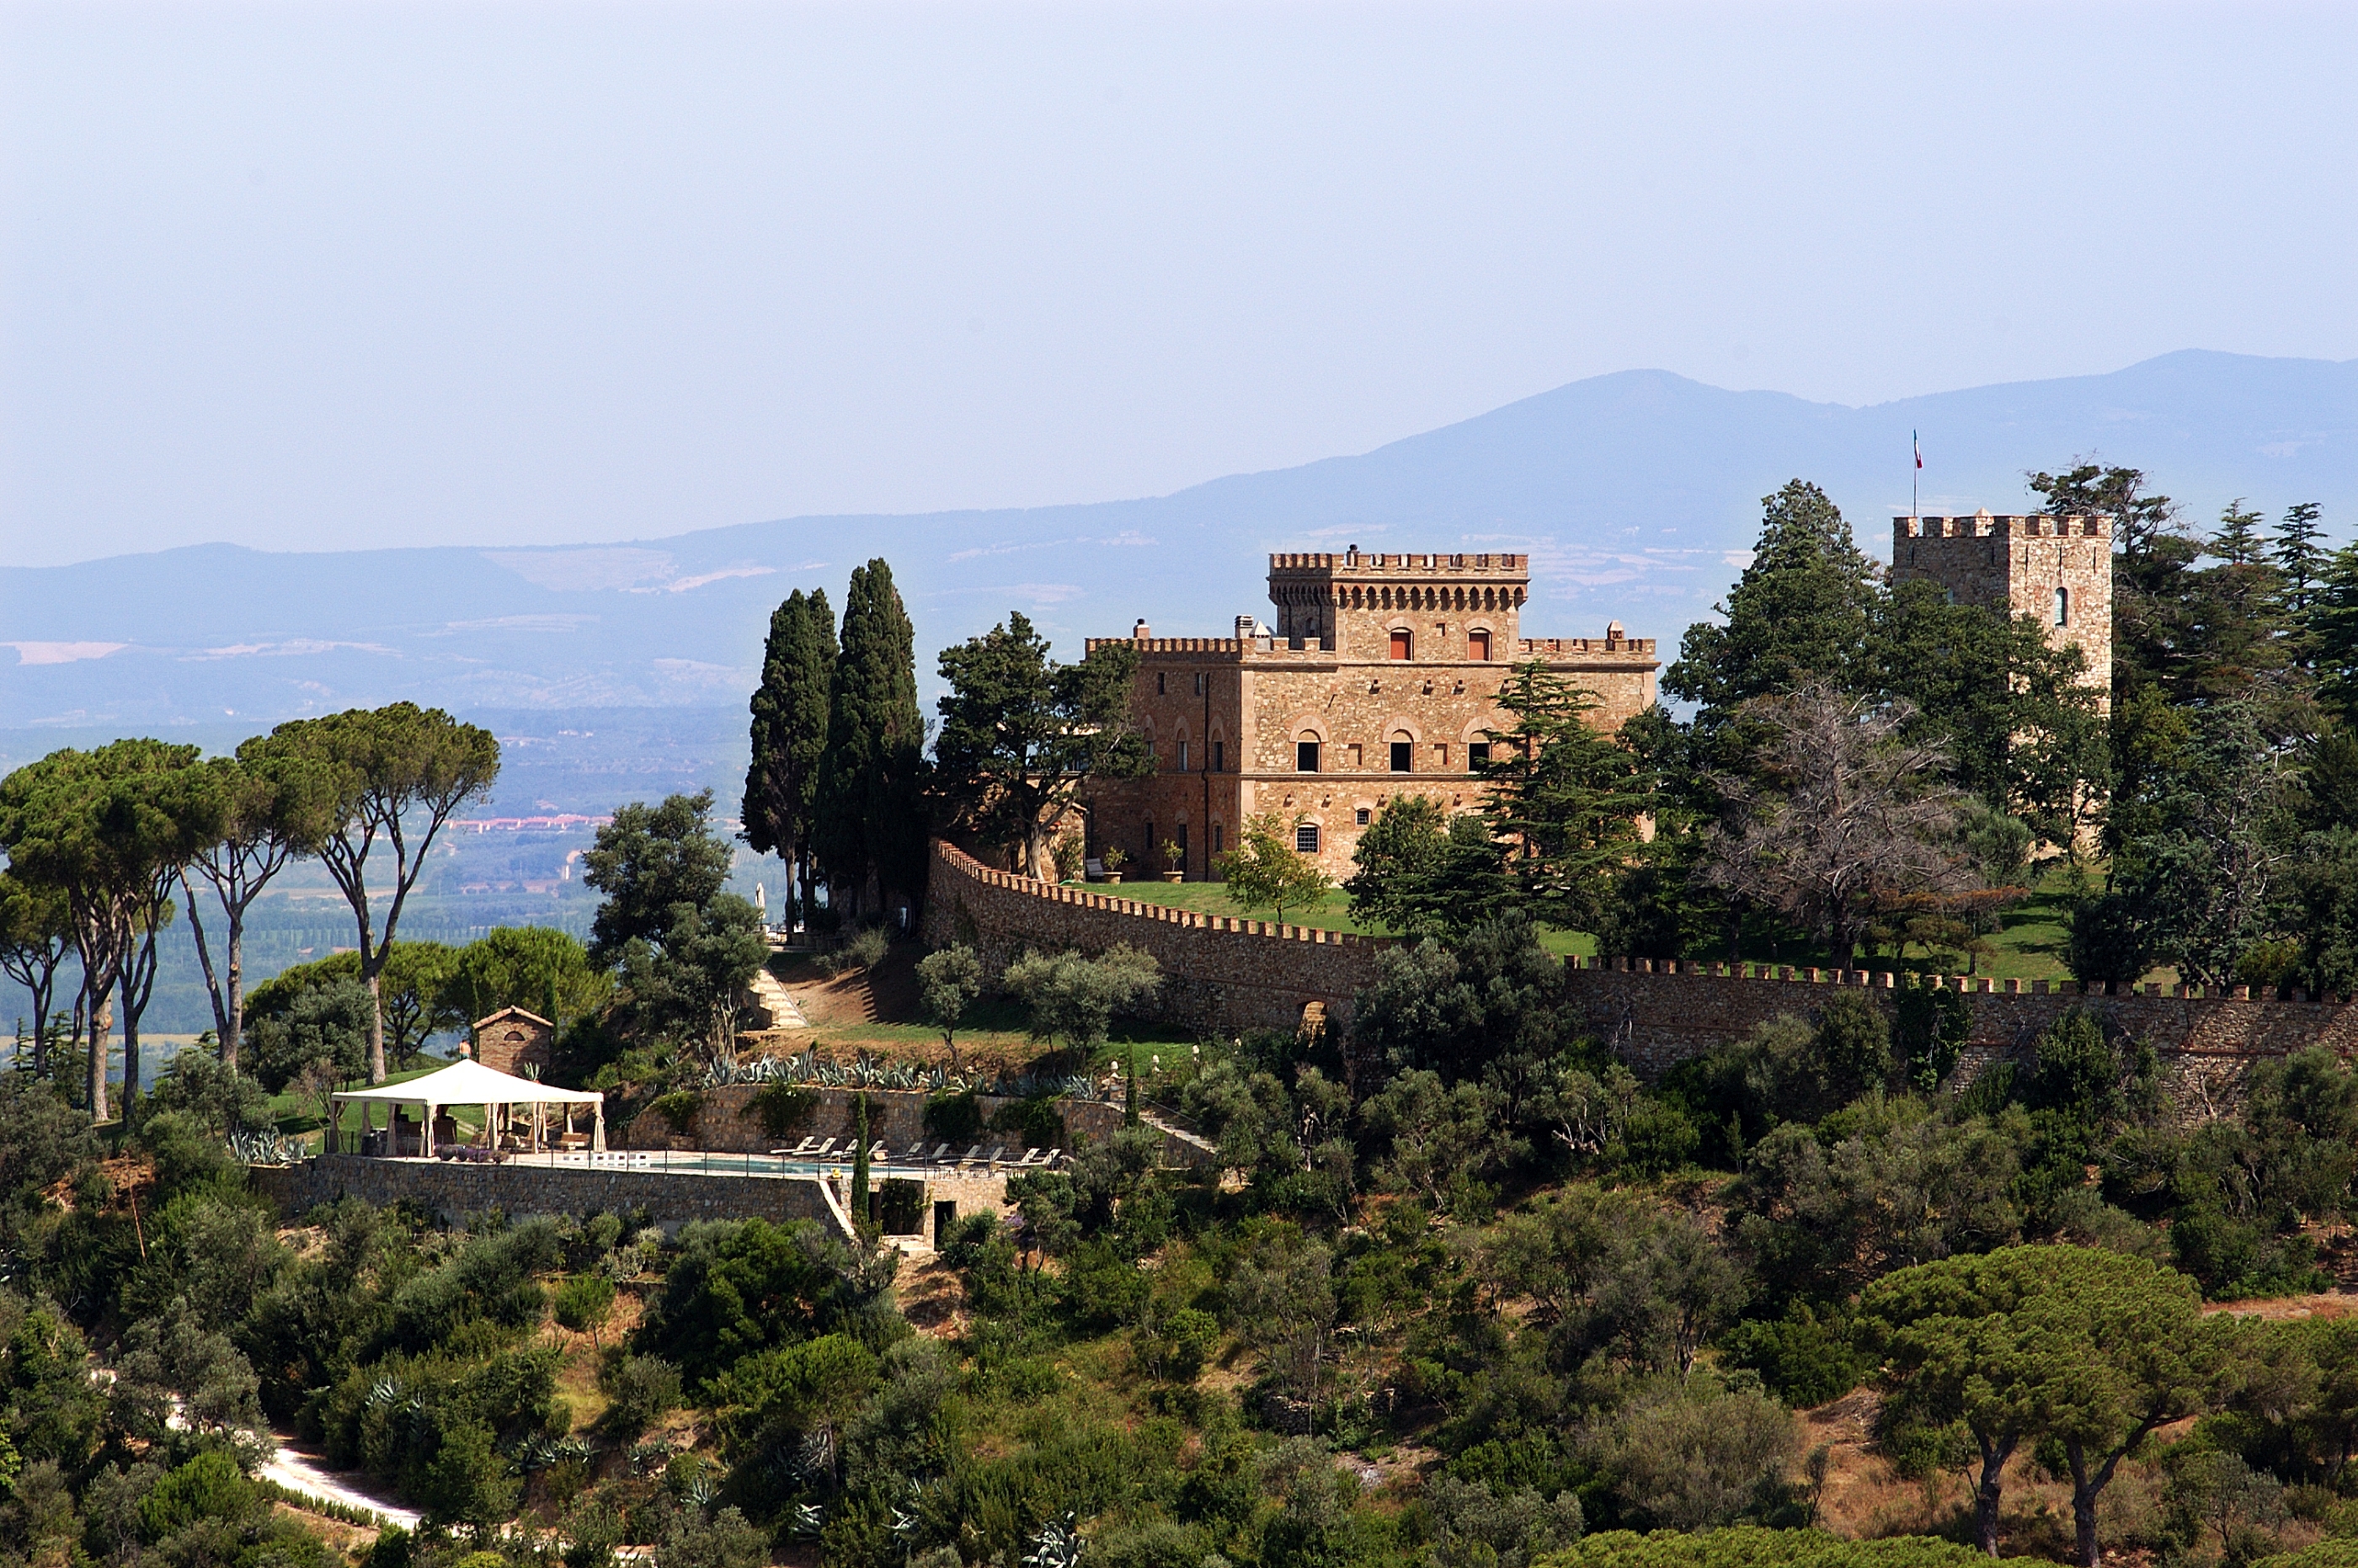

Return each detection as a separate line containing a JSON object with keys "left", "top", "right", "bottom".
{"left": 1912, "top": 429, "right": 1918, "bottom": 520}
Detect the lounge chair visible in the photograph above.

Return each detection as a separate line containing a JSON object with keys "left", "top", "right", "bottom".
{"left": 957, "top": 1144, "right": 983, "bottom": 1165}
{"left": 929, "top": 1143, "right": 952, "bottom": 1162}
{"left": 984, "top": 1145, "right": 1006, "bottom": 1167}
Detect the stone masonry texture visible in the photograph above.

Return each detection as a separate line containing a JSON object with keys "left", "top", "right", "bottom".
{"left": 1080, "top": 550, "right": 1659, "bottom": 882}
{"left": 251, "top": 1153, "right": 847, "bottom": 1233}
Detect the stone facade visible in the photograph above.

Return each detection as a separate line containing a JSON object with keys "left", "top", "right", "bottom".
{"left": 924, "top": 839, "right": 1387, "bottom": 1035}
{"left": 1891, "top": 512, "right": 2114, "bottom": 708}
{"left": 1080, "top": 551, "right": 1658, "bottom": 880}
{"left": 469, "top": 1006, "right": 554, "bottom": 1075}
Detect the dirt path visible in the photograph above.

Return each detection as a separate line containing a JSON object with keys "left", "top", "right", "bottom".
{"left": 261, "top": 1434, "right": 421, "bottom": 1531}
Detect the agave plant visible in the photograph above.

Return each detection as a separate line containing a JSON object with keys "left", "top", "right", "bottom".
{"left": 790, "top": 1503, "right": 826, "bottom": 1539}
{"left": 1022, "top": 1512, "right": 1084, "bottom": 1568}
{"left": 227, "top": 1128, "right": 301, "bottom": 1165}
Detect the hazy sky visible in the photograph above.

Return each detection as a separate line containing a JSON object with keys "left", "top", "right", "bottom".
{"left": 4, "top": 2, "right": 2354, "bottom": 569}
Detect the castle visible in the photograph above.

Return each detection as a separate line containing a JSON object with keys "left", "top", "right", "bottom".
{"left": 1081, "top": 550, "right": 1658, "bottom": 879}
{"left": 1891, "top": 509, "right": 2115, "bottom": 709}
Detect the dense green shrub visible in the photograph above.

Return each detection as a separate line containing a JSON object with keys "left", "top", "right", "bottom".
{"left": 650, "top": 1091, "right": 702, "bottom": 1135}
{"left": 1720, "top": 1304, "right": 1867, "bottom": 1408}
{"left": 754, "top": 1081, "right": 819, "bottom": 1139}
{"left": 1540, "top": 1527, "right": 1986, "bottom": 1567}
{"left": 924, "top": 1090, "right": 984, "bottom": 1145}
{"left": 989, "top": 1094, "right": 1067, "bottom": 1151}
{"left": 599, "top": 1354, "right": 682, "bottom": 1438}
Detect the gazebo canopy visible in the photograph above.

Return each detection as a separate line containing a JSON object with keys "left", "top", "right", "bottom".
{"left": 333, "top": 1058, "right": 601, "bottom": 1107}
{"left": 333, "top": 1059, "right": 605, "bottom": 1157}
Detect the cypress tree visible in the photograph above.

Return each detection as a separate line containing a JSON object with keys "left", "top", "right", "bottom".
{"left": 743, "top": 588, "right": 837, "bottom": 936}
{"left": 814, "top": 560, "right": 926, "bottom": 923}
{"left": 850, "top": 1091, "right": 873, "bottom": 1232}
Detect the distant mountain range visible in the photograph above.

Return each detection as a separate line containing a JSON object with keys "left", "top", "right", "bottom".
{"left": 4, "top": 349, "right": 2353, "bottom": 735}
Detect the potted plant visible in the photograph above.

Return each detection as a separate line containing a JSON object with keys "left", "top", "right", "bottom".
{"left": 1101, "top": 845, "right": 1128, "bottom": 884}
{"left": 1160, "top": 838, "right": 1186, "bottom": 883}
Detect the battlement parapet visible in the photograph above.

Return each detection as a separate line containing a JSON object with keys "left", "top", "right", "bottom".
{"left": 1896, "top": 512, "right": 2112, "bottom": 541}
{"left": 1565, "top": 952, "right": 2350, "bottom": 1005}
{"left": 1269, "top": 551, "right": 1528, "bottom": 575}
{"left": 1519, "top": 635, "right": 1657, "bottom": 658}
{"left": 1083, "top": 636, "right": 1339, "bottom": 659}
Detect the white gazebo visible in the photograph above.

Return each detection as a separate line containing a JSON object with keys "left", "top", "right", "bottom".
{"left": 332, "top": 1059, "right": 606, "bottom": 1158}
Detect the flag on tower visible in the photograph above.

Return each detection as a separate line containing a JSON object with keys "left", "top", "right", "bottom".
{"left": 1914, "top": 430, "right": 1923, "bottom": 470}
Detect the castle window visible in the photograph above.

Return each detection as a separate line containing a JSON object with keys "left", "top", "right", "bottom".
{"left": 1213, "top": 740, "right": 1224, "bottom": 772}
{"left": 1468, "top": 741, "right": 1491, "bottom": 770}
{"left": 1390, "top": 630, "right": 1412, "bottom": 660}
{"left": 1212, "top": 824, "right": 1224, "bottom": 854}
{"left": 2055, "top": 586, "right": 2070, "bottom": 627}
{"left": 1193, "top": 672, "right": 1205, "bottom": 696}
{"left": 1157, "top": 671, "right": 1166, "bottom": 695}
{"left": 1390, "top": 740, "right": 1413, "bottom": 773}
{"left": 1295, "top": 824, "right": 1320, "bottom": 854}
{"left": 1297, "top": 740, "right": 1320, "bottom": 773}
{"left": 1469, "top": 629, "right": 1491, "bottom": 661}
{"left": 1178, "top": 740, "right": 1190, "bottom": 771}
{"left": 1355, "top": 807, "right": 1371, "bottom": 826}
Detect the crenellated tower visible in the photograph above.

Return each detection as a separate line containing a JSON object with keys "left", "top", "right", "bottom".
{"left": 1892, "top": 510, "right": 2114, "bottom": 711}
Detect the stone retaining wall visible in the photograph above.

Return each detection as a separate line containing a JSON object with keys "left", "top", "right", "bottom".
{"left": 922, "top": 840, "right": 1385, "bottom": 1034}
{"left": 251, "top": 1154, "right": 851, "bottom": 1235}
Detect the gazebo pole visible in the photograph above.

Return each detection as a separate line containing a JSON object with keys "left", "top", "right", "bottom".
{"left": 593, "top": 1103, "right": 606, "bottom": 1153}
{"left": 424, "top": 1102, "right": 435, "bottom": 1159}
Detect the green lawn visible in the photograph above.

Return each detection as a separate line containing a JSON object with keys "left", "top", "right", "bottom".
{"left": 1081, "top": 867, "right": 2092, "bottom": 980}
{"left": 1068, "top": 879, "right": 1598, "bottom": 957}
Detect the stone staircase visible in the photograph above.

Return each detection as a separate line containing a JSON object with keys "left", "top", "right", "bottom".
{"left": 748, "top": 962, "right": 810, "bottom": 1031}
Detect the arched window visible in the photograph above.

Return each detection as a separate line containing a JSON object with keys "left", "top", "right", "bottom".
{"left": 2055, "top": 586, "right": 2070, "bottom": 627}
{"left": 1390, "top": 628, "right": 1412, "bottom": 660}
{"left": 1390, "top": 731, "right": 1414, "bottom": 773}
{"left": 1297, "top": 737, "right": 1320, "bottom": 773}
{"left": 1468, "top": 629, "right": 1491, "bottom": 661}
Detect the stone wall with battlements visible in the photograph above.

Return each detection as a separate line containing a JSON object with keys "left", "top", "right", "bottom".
{"left": 924, "top": 840, "right": 2358, "bottom": 1113}
{"left": 1566, "top": 957, "right": 2358, "bottom": 1113}
{"left": 923, "top": 840, "right": 1387, "bottom": 1035}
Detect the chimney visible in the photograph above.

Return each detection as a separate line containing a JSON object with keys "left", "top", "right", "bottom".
{"left": 1235, "top": 616, "right": 1257, "bottom": 641}
{"left": 1606, "top": 620, "right": 1625, "bottom": 643}
{"left": 1133, "top": 619, "right": 1150, "bottom": 640}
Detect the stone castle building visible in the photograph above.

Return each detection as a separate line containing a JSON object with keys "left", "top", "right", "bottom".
{"left": 1891, "top": 510, "right": 2115, "bottom": 709}
{"left": 1080, "top": 550, "right": 1658, "bottom": 880}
